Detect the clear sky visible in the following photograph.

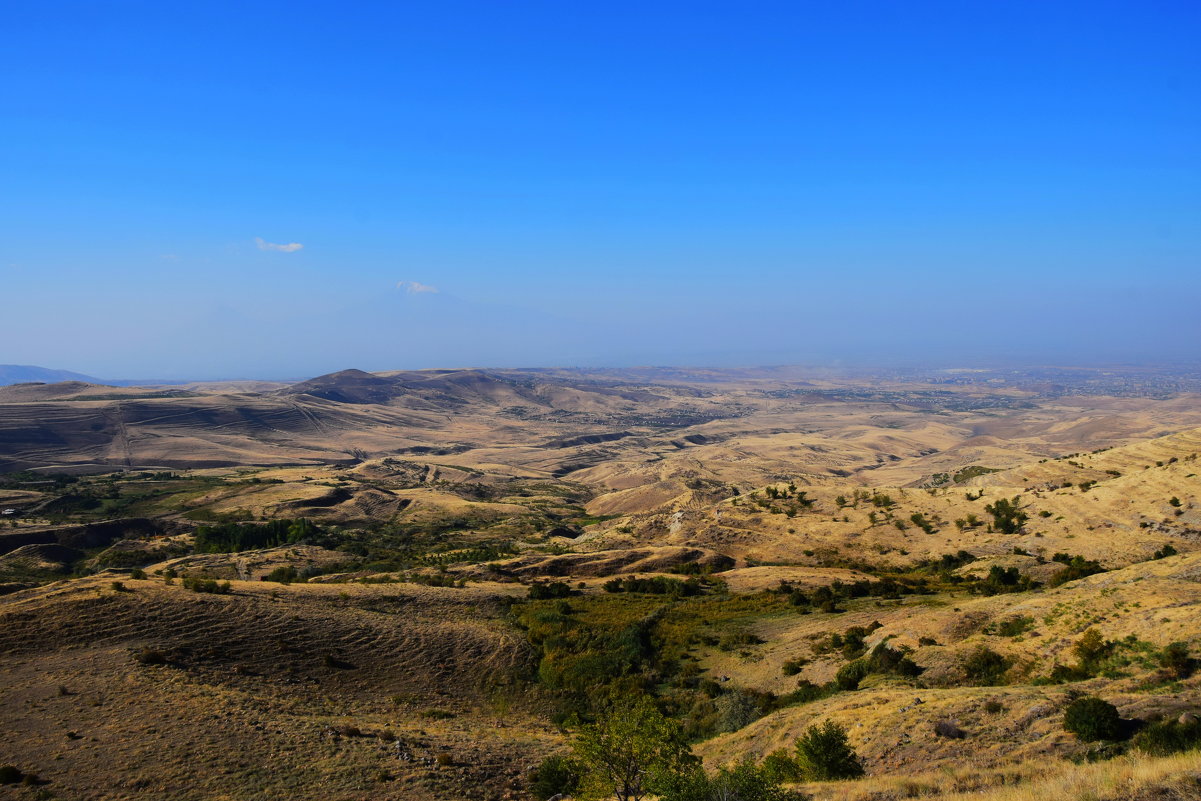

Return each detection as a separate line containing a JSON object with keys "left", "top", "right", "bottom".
{"left": 2, "top": 1, "right": 1199, "bottom": 379}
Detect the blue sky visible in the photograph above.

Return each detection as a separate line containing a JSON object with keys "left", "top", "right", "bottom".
{"left": 2, "top": 1, "right": 1199, "bottom": 379}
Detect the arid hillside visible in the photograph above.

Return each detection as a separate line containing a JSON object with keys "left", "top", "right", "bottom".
{"left": 1, "top": 364, "right": 1200, "bottom": 800}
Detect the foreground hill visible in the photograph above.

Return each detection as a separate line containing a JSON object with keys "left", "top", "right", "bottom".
{"left": 0, "top": 577, "right": 546, "bottom": 800}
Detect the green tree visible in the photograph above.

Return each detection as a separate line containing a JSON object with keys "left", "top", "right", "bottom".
{"left": 574, "top": 695, "right": 698, "bottom": 801}
{"left": 983, "top": 496, "right": 1028, "bottom": 534}
{"left": 1072, "top": 628, "right": 1113, "bottom": 670}
{"left": 1159, "top": 642, "right": 1196, "bottom": 679}
{"left": 794, "top": 720, "right": 864, "bottom": 781}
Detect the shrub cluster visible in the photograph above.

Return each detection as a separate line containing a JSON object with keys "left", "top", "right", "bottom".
{"left": 835, "top": 642, "right": 921, "bottom": 690}
{"left": 603, "top": 575, "right": 705, "bottom": 596}
{"left": 987, "top": 616, "right": 1034, "bottom": 637}
{"left": 1047, "top": 553, "right": 1106, "bottom": 587}
{"left": 984, "top": 496, "right": 1028, "bottom": 534}
{"left": 972, "top": 565, "right": 1037, "bottom": 595}
{"left": 962, "top": 647, "right": 1009, "bottom": 685}
{"left": 527, "top": 581, "right": 572, "bottom": 600}
{"left": 1043, "top": 629, "right": 1174, "bottom": 684}
{"left": 1133, "top": 715, "right": 1201, "bottom": 756}
{"left": 182, "top": 577, "right": 232, "bottom": 594}
{"left": 1152, "top": 544, "right": 1179, "bottom": 560}
{"left": 775, "top": 575, "right": 933, "bottom": 613}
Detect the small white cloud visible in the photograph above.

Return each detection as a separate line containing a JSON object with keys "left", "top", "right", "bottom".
{"left": 397, "top": 280, "right": 439, "bottom": 294}
{"left": 255, "top": 237, "right": 304, "bottom": 253}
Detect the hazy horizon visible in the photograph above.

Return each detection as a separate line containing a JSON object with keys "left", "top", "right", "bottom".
{"left": 7, "top": 357, "right": 1201, "bottom": 387}
{"left": 4, "top": 2, "right": 1199, "bottom": 378}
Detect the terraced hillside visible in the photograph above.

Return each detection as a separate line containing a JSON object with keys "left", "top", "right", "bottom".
{"left": 0, "top": 577, "right": 547, "bottom": 801}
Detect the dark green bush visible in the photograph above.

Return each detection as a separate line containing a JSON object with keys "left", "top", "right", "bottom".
{"left": 1064, "top": 696, "right": 1124, "bottom": 742}
{"left": 866, "top": 642, "right": 921, "bottom": 677}
{"left": 658, "top": 759, "right": 803, "bottom": 801}
{"left": 1048, "top": 554, "right": 1106, "bottom": 587}
{"left": 1043, "top": 629, "right": 1123, "bottom": 684}
{"left": 972, "top": 565, "right": 1036, "bottom": 596}
{"left": 781, "top": 658, "right": 806, "bottom": 676}
{"left": 834, "top": 642, "right": 920, "bottom": 691}
{"left": 529, "top": 754, "right": 581, "bottom": 800}
{"left": 779, "top": 679, "right": 828, "bottom": 706}
{"left": 718, "top": 629, "right": 764, "bottom": 651}
{"left": 834, "top": 659, "right": 871, "bottom": 691}
{"left": 962, "top": 647, "right": 1008, "bottom": 685}
{"left": 1049, "top": 663, "right": 1092, "bottom": 683}
{"left": 264, "top": 565, "right": 300, "bottom": 584}
{"left": 712, "top": 690, "right": 770, "bottom": 734}
{"left": 1073, "top": 629, "right": 1114, "bottom": 669}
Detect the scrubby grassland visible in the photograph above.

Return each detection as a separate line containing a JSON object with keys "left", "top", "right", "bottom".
{"left": 793, "top": 751, "right": 1201, "bottom": 801}
{"left": 1, "top": 368, "right": 1200, "bottom": 799}
{"left": 0, "top": 577, "right": 550, "bottom": 800}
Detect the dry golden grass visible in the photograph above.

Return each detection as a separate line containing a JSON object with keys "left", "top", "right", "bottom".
{"left": 802, "top": 751, "right": 1201, "bottom": 800}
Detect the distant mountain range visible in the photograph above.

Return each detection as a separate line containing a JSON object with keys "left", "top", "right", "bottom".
{"left": 0, "top": 365, "right": 103, "bottom": 386}
{"left": 0, "top": 365, "right": 193, "bottom": 387}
